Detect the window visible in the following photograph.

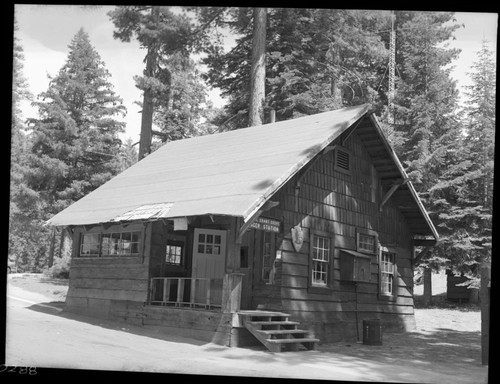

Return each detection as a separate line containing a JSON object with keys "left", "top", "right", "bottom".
{"left": 80, "top": 233, "right": 100, "bottom": 256}
{"left": 79, "top": 229, "right": 141, "bottom": 257}
{"left": 311, "top": 234, "right": 331, "bottom": 286}
{"left": 196, "top": 232, "right": 222, "bottom": 255}
{"left": 165, "top": 244, "right": 183, "bottom": 265}
{"left": 380, "top": 249, "right": 397, "bottom": 298}
{"left": 356, "top": 229, "right": 378, "bottom": 255}
{"left": 334, "top": 147, "right": 351, "bottom": 174}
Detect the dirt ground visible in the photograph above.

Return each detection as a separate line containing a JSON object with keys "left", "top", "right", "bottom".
{"left": 5, "top": 273, "right": 489, "bottom": 383}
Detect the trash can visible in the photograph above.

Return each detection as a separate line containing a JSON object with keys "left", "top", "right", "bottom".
{"left": 362, "top": 318, "right": 382, "bottom": 345}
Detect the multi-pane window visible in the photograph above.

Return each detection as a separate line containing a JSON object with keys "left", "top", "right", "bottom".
{"left": 197, "top": 232, "right": 222, "bottom": 255}
{"left": 357, "top": 230, "right": 378, "bottom": 255}
{"left": 79, "top": 231, "right": 141, "bottom": 257}
{"left": 165, "top": 244, "right": 183, "bottom": 265}
{"left": 311, "top": 235, "right": 330, "bottom": 286}
{"left": 380, "top": 251, "right": 396, "bottom": 296}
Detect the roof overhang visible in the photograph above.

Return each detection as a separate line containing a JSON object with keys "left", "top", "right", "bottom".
{"left": 354, "top": 114, "right": 439, "bottom": 243}
{"left": 45, "top": 104, "right": 438, "bottom": 245}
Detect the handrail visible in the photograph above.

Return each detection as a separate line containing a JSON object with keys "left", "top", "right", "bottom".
{"left": 149, "top": 277, "right": 222, "bottom": 309}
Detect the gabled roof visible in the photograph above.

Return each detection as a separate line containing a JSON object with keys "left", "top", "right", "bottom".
{"left": 46, "top": 104, "right": 438, "bottom": 242}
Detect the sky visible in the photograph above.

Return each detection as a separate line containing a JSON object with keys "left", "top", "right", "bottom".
{"left": 14, "top": 5, "right": 498, "bottom": 143}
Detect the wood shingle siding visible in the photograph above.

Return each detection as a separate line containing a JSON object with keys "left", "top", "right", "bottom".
{"left": 261, "top": 129, "right": 416, "bottom": 341}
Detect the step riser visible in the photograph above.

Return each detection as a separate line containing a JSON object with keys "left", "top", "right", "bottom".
{"left": 241, "top": 311, "right": 318, "bottom": 353}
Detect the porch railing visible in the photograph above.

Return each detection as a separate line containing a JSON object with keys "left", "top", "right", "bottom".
{"left": 149, "top": 277, "right": 223, "bottom": 310}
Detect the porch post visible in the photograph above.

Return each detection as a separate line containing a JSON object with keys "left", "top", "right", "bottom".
{"left": 226, "top": 216, "right": 242, "bottom": 272}
{"left": 221, "top": 273, "right": 245, "bottom": 313}
{"left": 222, "top": 217, "right": 243, "bottom": 313}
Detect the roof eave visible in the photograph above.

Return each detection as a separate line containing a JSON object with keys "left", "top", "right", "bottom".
{"left": 368, "top": 114, "right": 439, "bottom": 242}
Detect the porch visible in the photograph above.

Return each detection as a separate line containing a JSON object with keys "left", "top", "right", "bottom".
{"left": 149, "top": 277, "right": 223, "bottom": 310}
{"left": 144, "top": 275, "right": 317, "bottom": 351}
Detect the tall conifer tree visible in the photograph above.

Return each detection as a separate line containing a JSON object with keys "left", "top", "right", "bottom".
{"left": 26, "top": 28, "right": 126, "bottom": 218}
{"left": 428, "top": 40, "right": 495, "bottom": 284}
{"left": 109, "top": 6, "right": 211, "bottom": 157}
{"left": 203, "top": 8, "right": 388, "bottom": 129}
{"left": 9, "top": 21, "right": 44, "bottom": 272}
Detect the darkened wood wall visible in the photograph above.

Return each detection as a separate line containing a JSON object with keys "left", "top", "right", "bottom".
{"left": 260, "top": 130, "right": 416, "bottom": 342}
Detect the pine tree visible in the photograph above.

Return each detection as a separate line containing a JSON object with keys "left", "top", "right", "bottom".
{"left": 118, "top": 138, "right": 139, "bottom": 172}
{"left": 390, "top": 11, "right": 462, "bottom": 238}
{"left": 392, "top": 12, "right": 461, "bottom": 180}
{"left": 428, "top": 40, "right": 495, "bottom": 284}
{"left": 26, "top": 28, "right": 126, "bottom": 218}
{"left": 9, "top": 20, "right": 46, "bottom": 272}
{"left": 148, "top": 52, "right": 210, "bottom": 143}
{"left": 383, "top": 12, "right": 463, "bottom": 304}
{"left": 109, "top": 6, "right": 214, "bottom": 157}
{"left": 203, "top": 8, "right": 388, "bottom": 129}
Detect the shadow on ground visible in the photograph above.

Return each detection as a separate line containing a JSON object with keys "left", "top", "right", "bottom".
{"left": 24, "top": 302, "right": 486, "bottom": 383}
{"left": 27, "top": 302, "right": 206, "bottom": 347}
{"left": 28, "top": 301, "right": 482, "bottom": 365}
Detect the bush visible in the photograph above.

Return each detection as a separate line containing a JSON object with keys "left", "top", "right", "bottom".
{"left": 45, "top": 254, "right": 71, "bottom": 279}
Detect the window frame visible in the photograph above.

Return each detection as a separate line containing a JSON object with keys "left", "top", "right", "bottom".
{"left": 165, "top": 240, "right": 184, "bottom": 266}
{"left": 193, "top": 229, "right": 226, "bottom": 257}
{"left": 378, "top": 246, "right": 398, "bottom": 301}
{"left": 356, "top": 228, "right": 379, "bottom": 255}
{"left": 78, "top": 224, "right": 143, "bottom": 258}
{"left": 79, "top": 233, "right": 101, "bottom": 257}
{"left": 309, "top": 229, "right": 334, "bottom": 293}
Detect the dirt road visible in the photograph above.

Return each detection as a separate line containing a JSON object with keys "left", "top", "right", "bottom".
{"left": 5, "top": 278, "right": 488, "bottom": 383}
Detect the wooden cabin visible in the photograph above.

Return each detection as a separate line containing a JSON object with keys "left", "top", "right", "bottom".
{"left": 47, "top": 104, "right": 438, "bottom": 351}
{"left": 446, "top": 269, "right": 473, "bottom": 303}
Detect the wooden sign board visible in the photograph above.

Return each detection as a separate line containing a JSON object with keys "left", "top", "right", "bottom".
{"left": 250, "top": 217, "right": 281, "bottom": 233}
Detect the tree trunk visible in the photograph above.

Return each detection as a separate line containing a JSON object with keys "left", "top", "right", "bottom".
{"left": 248, "top": 7, "right": 267, "bottom": 127}
{"left": 138, "top": 6, "right": 160, "bottom": 160}
{"left": 138, "top": 88, "right": 154, "bottom": 160}
{"left": 422, "top": 267, "right": 432, "bottom": 306}
{"left": 480, "top": 262, "right": 490, "bottom": 365}
{"left": 469, "top": 287, "right": 479, "bottom": 304}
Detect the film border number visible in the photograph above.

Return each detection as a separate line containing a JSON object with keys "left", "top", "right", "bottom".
{"left": 0, "top": 365, "right": 37, "bottom": 375}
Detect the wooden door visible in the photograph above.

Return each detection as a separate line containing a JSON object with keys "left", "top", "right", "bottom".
{"left": 192, "top": 228, "right": 227, "bottom": 279}
{"left": 191, "top": 228, "right": 227, "bottom": 305}
{"left": 241, "top": 229, "right": 277, "bottom": 309}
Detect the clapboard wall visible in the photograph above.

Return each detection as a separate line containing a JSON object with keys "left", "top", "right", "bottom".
{"left": 265, "top": 130, "right": 416, "bottom": 342}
